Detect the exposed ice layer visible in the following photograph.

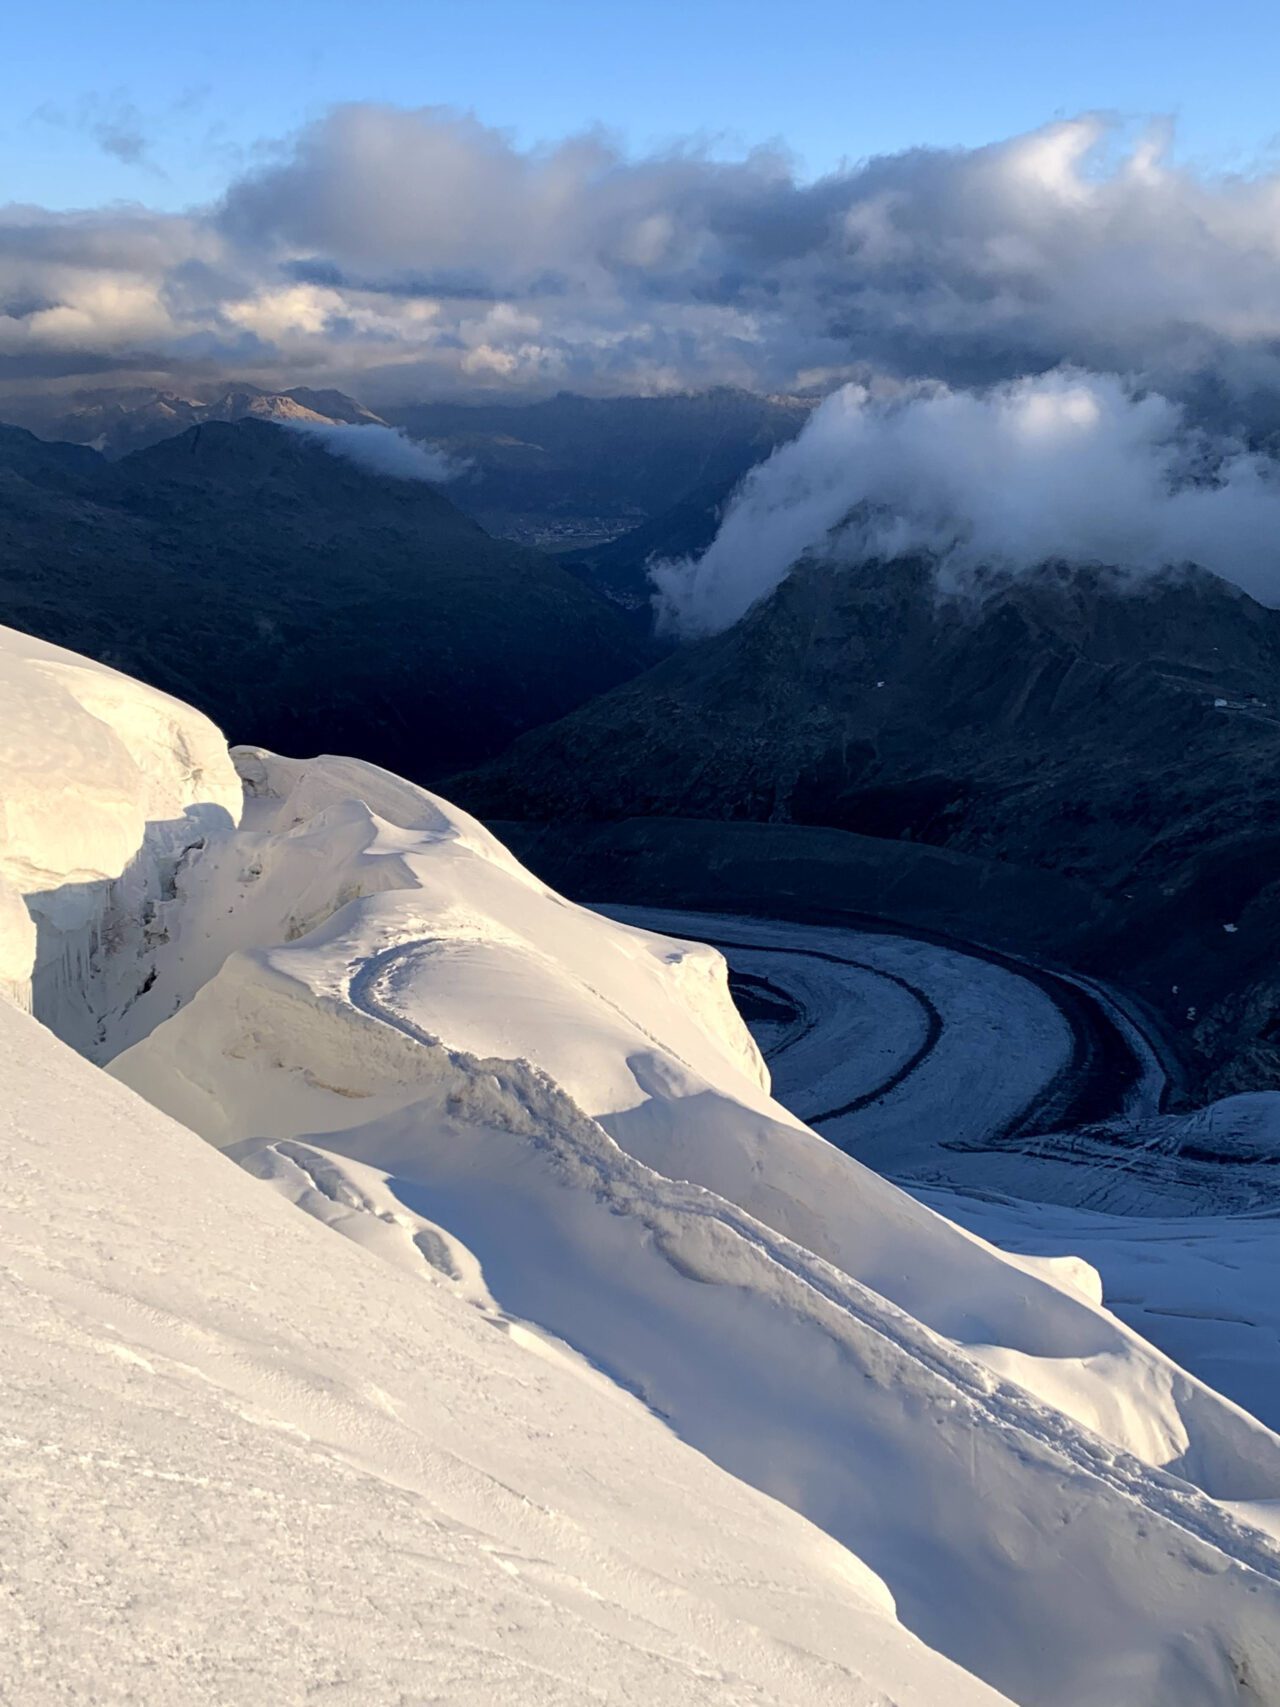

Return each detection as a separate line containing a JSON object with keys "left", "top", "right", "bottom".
{"left": 0, "top": 627, "right": 241, "bottom": 1052}
{"left": 0, "top": 874, "right": 35, "bottom": 997}
{"left": 111, "top": 746, "right": 1280, "bottom": 1707}
{"left": 1, "top": 997, "right": 1013, "bottom": 1707}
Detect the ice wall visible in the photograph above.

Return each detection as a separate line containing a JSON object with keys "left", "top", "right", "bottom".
{"left": 0, "top": 626, "right": 241, "bottom": 1053}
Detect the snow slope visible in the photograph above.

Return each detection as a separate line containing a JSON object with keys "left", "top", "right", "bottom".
{"left": 926, "top": 1184, "right": 1280, "bottom": 1445}
{"left": 601, "top": 906, "right": 1077, "bottom": 1155}
{"left": 0, "top": 626, "right": 1019, "bottom": 1705}
{"left": 107, "top": 745, "right": 1280, "bottom": 1707}
{"left": 619, "top": 905, "right": 1280, "bottom": 1443}
{"left": 2, "top": 997, "right": 1012, "bottom": 1707}
{"left": 7, "top": 620, "right": 1280, "bottom": 1704}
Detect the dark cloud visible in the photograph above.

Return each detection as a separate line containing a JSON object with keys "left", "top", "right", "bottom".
{"left": 7, "top": 105, "right": 1280, "bottom": 409}
{"left": 279, "top": 257, "right": 564, "bottom": 301}
{"left": 0, "top": 347, "right": 165, "bottom": 381}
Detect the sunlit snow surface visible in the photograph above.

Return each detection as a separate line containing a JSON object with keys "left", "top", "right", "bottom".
{"left": 6, "top": 998, "right": 1006, "bottom": 1707}
{"left": 102, "top": 745, "right": 1280, "bottom": 1707}
{"left": 5, "top": 624, "right": 1280, "bottom": 1705}
{"left": 0, "top": 625, "right": 240, "bottom": 1048}
{"left": 610, "top": 908, "right": 1280, "bottom": 1442}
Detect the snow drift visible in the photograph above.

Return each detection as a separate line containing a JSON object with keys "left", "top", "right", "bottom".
{"left": 107, "top": 748, "right": 1280, "bottom": 1706}
{"left": 2, "top": 992, "right": 1011, "bottom": 1707}
{"left": 0, "top": 625, "right": 240, "bottom": 1049}
{"left": 5, "top": 622, "right": 1280, "bottom": 1705}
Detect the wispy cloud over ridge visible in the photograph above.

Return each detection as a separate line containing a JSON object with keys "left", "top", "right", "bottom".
{"left": 652, "top": 372, "right": 1280, "bottom": 635}
{"left": 284, "top": 418, "right": 463, "bottom": 483}
{"left": 8, "top": 106, "right": 1280, "bottom": 410}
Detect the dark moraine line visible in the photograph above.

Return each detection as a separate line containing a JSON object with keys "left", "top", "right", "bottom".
{"left": 975, "top": 963, "right": 1170, "bottom": 1145}
{"left": 663, "top": 930, "right": 945, "bottom": 1126}
{"left": 633, "top": 907, "right": 1172, "bottom": 1149}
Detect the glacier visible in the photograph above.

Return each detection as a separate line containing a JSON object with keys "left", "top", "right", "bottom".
{"left": 4, "top": 623, "right": 1280, "bottom": 1705}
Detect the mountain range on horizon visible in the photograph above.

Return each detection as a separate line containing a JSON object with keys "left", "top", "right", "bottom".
{"left": 1, "top": 381, "right": 812, "bottom": 551}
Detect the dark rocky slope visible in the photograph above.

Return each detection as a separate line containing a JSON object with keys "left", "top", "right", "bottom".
{"left": 0, "top": 420, "right": 652, "bottom": 779}
{"left": 455, "top": 556, "right": 1280, "bottom": 1094}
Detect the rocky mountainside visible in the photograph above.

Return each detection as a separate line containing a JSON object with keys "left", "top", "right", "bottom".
{"left": 16, "top": 382, "right": 386, "bottom": 458}
{"left": 3, "top": 385, "right": 810, "bottom": 551}
{"left": 454, "top": 555, "right": 1280, "bottom": 1093}
{"left": 0, "top": 419, "right": 652, "bottom": 778}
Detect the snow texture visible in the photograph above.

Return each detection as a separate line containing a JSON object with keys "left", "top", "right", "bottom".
{"left": 108, "top": 746, "right": 1280, "bottom": 1707}
{"left": 0, "top": 626, "right": 240, "bottom": 1050}
{"left": 5, "top": 621, "right": 1280, "bottom": 1705}
{"left": 3, "top": 996, "right": 1010, "bottom": 1707}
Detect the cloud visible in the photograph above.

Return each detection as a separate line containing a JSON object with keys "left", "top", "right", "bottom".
{"left": 10, "top": 106, "right": 1280, "bottom": 410}
{"left": 651, "top": 371, "right": 1280, "bottom": 635}
{"left": 91, "top": 108, "right": 150, "bottom": 168}
{"left": 284, "top": 419, "right": 463, "bottom": 482}
{"left": 35, "top": 93, "right": 157, "bottom": 171}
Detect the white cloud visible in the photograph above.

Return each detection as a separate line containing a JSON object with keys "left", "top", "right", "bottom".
{"left": 651, "top": 371, "right": 1280, "bottom": 635}
{"left": 285, "top": 420, "right": 463, "bottom": 483}
{"left": 10, "top": 108, "right": 1280, "bottom": 410}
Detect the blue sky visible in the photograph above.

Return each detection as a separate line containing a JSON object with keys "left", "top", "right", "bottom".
{"left": 6, "top": 0, "right": 1280, "bottom": 210}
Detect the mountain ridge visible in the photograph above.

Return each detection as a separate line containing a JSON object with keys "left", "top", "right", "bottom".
{"left": 0, "top": 417, "right": 652, "bottom": 778}
{"left": 452, "top": 554, "right": 1280, "bottom": 1094}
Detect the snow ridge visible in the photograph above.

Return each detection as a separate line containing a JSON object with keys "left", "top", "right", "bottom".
{"left": 6, "top": 625, "right": 1280, "bottom": 1705}
{"left": 105, "top": 745, "right": 1280, "bottom": 1706}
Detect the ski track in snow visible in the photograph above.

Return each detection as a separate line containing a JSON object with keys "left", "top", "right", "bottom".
{"left": 348, "top": 933, "right": 1280, "bottom": 1596}
{"left": 606, "top": 905, "right": 1280, "bottom": 1440}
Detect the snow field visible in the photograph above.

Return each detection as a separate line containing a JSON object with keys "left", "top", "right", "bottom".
{"left": 6, "top": 624, "right": 1280, "bottom": 1704}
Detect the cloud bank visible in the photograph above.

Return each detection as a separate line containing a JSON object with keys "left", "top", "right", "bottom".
{"left": 651, "top": 371, "right": 1280, "bottom": 635}
{"left": 10, "top": 107, "right": 1280, "bottom": 411}
{"left": 285, "top": 419, "right": 462, "bottom": 482}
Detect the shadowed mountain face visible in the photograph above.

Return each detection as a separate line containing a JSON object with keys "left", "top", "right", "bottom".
{"left": 0, "top": 419, "right": 653, "bottom": 779}
{"left": 455, "top": 555, "right": 1280, "bottom": 863}
{"left": 452, "top": 555, "right": 1280, "bottom": 1094}
{"left": 5, "top": 386, "right": 810, "bottom": 553}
